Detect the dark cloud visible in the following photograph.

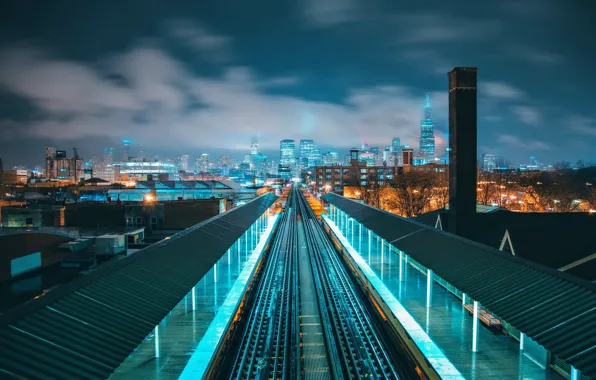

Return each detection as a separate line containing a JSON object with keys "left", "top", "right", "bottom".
{"left": 0, "top": 0, "right": 595, "bottom": 168}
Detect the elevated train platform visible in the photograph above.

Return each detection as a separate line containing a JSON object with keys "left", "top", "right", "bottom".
{"left": 323, "top": 193, "right": 596, "bottom": 380}
{"left": 0, "top": 193, "right": 278, "bottom": 380}
{"left": 1, "top": 190, "right": 594, "bottom": 380}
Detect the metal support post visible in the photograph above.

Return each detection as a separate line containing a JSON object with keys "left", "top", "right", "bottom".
{"left": 571, "top": 367, "right": 580, "bottom": 380}
{"left": 462, "top": 293, "right": 467, "bottom": 306}
{"left": 472, "top": 301, "right": 479, "bottom": 352}
{"left": 426, "top": 269, "right": 433, "bottom": 308}
{"left": 154, "top": 326, "right": 160, "bottom": 358}
{"left": 192, "top": 287, "right": 196, "bottom": 310}
{"left": 519, "top": 332, "right": 525, "bottom": 351}
{"left": 399, "top": 251, "right": 403, "bottom": 281}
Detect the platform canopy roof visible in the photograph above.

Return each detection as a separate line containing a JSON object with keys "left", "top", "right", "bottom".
{"left": 0, "top": 192, "right": 277, "bottom": 379}
{"left": 325, "top": 193, "right": 596, "bottom": 378}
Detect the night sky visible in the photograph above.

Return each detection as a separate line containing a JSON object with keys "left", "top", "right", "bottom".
{"left": 1, "top": 0, "right": 595, "bottom": 168}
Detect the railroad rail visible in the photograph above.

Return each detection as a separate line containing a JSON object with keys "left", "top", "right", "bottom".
{"left": 229, "top": 195, "right": 301, "bottom": 379}
{"left": 296, "top": 188, "right": 401, "bottom": 380}
{"left": 224, "top": 187, "right": 409, "bottom": 379}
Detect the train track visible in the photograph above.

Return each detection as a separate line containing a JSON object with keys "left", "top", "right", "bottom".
{"left": 296, "top": 188, "right": 401, "bottom": 380}
{"left": 229, "top": 195, "right": 301, "bottom": 380}
{"left": 226, "top": 187, "right": 404, "bottom": 379}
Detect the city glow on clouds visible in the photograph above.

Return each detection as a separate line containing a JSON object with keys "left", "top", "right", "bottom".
{"left": 481, "top": 82, "right": 525, "bottom": 99}
{"left": 1, "top": 0, "right": 594, "bottom": 165}
{"left": 497, "top": 134, "right": 550, "bottom": 151}
{"left": 510, "top": 105, "right": 542, "bottom": 126}
{"left": 0, "top": 44, "right": 447, "bottom": 152}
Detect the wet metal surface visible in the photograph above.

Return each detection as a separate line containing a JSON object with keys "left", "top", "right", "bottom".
{"left": 324, "top": 213, "right": 563, "bottom": 380}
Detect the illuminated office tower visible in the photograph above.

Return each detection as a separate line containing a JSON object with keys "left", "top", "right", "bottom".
{"left": 251, "top": 136, "right": 259, "bottom": 155}
{"left": 392, "top": 137, "right": 402, "bottom": 166}
{"left": 419, "top": 95, "right": 436, "bottom": 161}
{"left": 279, "top": 139, "right": 296, "bottom": 179}
{"left": 300, "top": 139, "right": 315, "bottom": 172}
{"left": 122, "top": 139, "right": 131, "bottom": 162}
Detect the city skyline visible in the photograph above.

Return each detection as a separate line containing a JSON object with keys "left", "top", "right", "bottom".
{"left": 1, "top": 1, "right": 595, "bottom": 168}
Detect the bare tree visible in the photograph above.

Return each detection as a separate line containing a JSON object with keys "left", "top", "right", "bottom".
{"left": 477, "top": 170, "right": 499, "bottom": 205}
{"left": 519, "top": 171, "right": 584, "bottom": 212}
{"left": 490, "top": 168, "right": 517, "bottom": 207}
{"left": 386, "top": 172, "right": 435, "bottom": 217}
{"left": 577, "top": 167, "right": 596, "bottom": 210}
{"left": 359, "top": 176, "right": 385, "bottom": 209}
{"left": 431, "top": 169, "right": 449, "bottom": 210}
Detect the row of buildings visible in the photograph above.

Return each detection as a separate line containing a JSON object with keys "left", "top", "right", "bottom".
{"left": 313, "top": 148, "right": 447, "bottom": 193}
{"left": 276, "top": 94, "right": 444, "bottom": 181}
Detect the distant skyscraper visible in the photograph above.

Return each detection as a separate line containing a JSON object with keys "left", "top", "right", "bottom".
{"left": 308, "top": 148, "right": 322, "bottom": 169}
{"left": 243, "top": 153, "right": 253, "bottom": 165}
{"left": 419, "top": 94, "right": 436, "bottom": 161}
{"left": 360, "top": 152, "right": 376, "bottom": 167}
{"left": 482, "top": 154, "right": 496, "bottom": 172}
{"left": 279, "top": 139, "right": 296, "bottom": 179}
{"left": 300, "top": 139, "right": 315, "bottom": 172}
{"left": 391, "top": 137, "right": 402, "bottom": 166}
{"left": 198, "top": 153, "right": 209, "bottom": 173}
{"left": 322, "top": 151, "right": 340, "bottom": 166}
{"left": 382, "top": 146, "right": 391, "bottom": 166}
{"left": 180, "top": 155, "right": 190, "bottom": 171}
{"left": 103, "top": 148, "right": 113, "bottom": 166}
{"left": 251, "top": 136, "right": 259, "bottom": 155}
{"left": 370, "top": 146, "right": 382, "bottom": 166}
{"left": 279, "top": 139, "right": 296, "bottom": 167}
{"left": 122, "top": 139, "right": 131, "bottom": 162}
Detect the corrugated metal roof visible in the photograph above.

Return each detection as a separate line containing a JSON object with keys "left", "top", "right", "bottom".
{"left": 0, "top": 192, "right": 277, "bottom": 380}
{"left": 325, "top": 193, "right": 596, "bottom": 378}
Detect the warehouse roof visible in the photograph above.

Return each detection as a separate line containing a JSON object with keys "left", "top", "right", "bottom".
{"left": 324, "top": 193, "right": 596, "bottom": 378}
{"left": 0, "top": 192, "right": 277, "bottom": 379}
{"left": 414, "top": 208, "right": 596, "bottom": 281}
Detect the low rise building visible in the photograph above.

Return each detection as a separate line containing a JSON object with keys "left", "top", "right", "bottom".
{"left": 1, "top": 205, "right": 65, "bottom": 227}
{"left": 314, "top": 162, "right": 399, "bottom": 193}
{"left": 1, "top": 169, "right": 28, "bottom": 185}
{"left": 64, "top": 198, "right": 231, "bottom": 234}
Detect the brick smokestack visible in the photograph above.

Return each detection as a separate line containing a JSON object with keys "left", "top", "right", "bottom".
{"left": 448, "top": 67, "right": 478, "bottom": 238}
